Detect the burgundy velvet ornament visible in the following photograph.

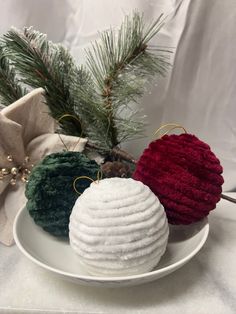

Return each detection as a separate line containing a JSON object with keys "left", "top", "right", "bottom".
{"left": 133, "top": 133, "right": 224, "bottom": 225}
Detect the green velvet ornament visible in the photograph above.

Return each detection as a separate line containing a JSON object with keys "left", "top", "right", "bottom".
{"left": 25, "top": 151, "right": 100, "bottom": 237}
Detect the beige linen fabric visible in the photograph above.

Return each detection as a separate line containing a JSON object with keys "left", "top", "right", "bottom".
{"left": 0, "top": 88, "right": 87, "bottom": 246}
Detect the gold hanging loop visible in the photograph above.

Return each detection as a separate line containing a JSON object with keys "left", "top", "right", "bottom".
{"left": 57, "top": 114, "right": 82, "bottom": 127}
{"left": 154, "top": 123, "right": 187, "bottom": 139}
{"left": 97, "top": 170, "right": 103, "bottom": 183}
{"left": 73, "top": 170, "right": 102, "bottom": 195}
{"left": 57, "top": 114, "right": 83, "bottom": 151}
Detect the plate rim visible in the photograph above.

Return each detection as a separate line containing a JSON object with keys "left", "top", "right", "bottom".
{"left": 13, "top": 207, "right": 209, "bottom": 282}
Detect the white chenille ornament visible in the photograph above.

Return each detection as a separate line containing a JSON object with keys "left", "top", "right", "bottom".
{"left": 69, "top": 178, "right": 169, "bottom": 277}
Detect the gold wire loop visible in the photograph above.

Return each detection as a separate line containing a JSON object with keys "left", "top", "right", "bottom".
{"left": 56, "top": 113, "right": 83, "bottom": 152}
{"left": 57, "top": 114, "right": 82, "bottom": 127}
{"left": 97, "top": 170, "right": 103, "bottom": 182}
{"left": 154, "top": 123, "right": 187, "bottom": 139}
{"left": 73, "top": 170, "right": 102, "bottom": 195}
{"left": 73, "top": 176, "right": 94, "bottom": 195}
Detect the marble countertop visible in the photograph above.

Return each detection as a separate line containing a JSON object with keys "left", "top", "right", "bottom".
{"left": 0, "top": 193, "right": 236, "bottom": 314}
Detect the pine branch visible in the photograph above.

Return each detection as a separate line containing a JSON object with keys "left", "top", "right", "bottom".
{"left": 3, "top": 27, "right": 84, "bottom": 136}
{"left": 86, "top": 11, "right": 170, "bottom": 148}
{"left": 1, "top": 12, "right": 171, "bottom": 163}
{"left": 0, "top": 45, "right": 27, "bottom": 106}
{"left": 72, "top": 81, "right": 113, "bottom": 152}
{"left": 2, "top": 27, "right": 116, "bottom": 153}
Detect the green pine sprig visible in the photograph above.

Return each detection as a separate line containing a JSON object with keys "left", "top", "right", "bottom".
{"left": 85, "top": 12, "right": 170, "bottom": 148}
{"left": 0, "top": 45, "right": 27, "bottom": 106}
{"left": 3, "top": 27, "right": 84, "bottom": 136}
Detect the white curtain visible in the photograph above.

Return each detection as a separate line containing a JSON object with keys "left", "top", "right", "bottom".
{"left": 0, "top": 0, "right": 235, "bottom": 191}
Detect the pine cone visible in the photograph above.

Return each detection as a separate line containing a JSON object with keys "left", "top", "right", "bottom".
{"left": 101, "top": 161, "right": 132, "bottom": 178}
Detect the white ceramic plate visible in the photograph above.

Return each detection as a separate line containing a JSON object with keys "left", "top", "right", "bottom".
{"left": 13, "top": 207, "right": 209, "bottom": 287}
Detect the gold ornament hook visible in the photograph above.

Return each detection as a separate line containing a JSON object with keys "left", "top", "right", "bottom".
{"left": 154, "top": 123, "right": 187, "bottom": 139}
{"left": 96, "top": 170, "right": 103, "bottom": 182}
{"left": 73, "top": 170, "right": 103, "bottom": 195}
{"left": 57, "top": 113, "right": 82, "bottom": 127}
{"left": 57, "top": 113, "right": 83, "bottom": 152}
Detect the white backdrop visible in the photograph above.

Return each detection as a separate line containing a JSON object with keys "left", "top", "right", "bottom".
{"left": 0, "top": 0, "right": 235, "bottom": 191}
